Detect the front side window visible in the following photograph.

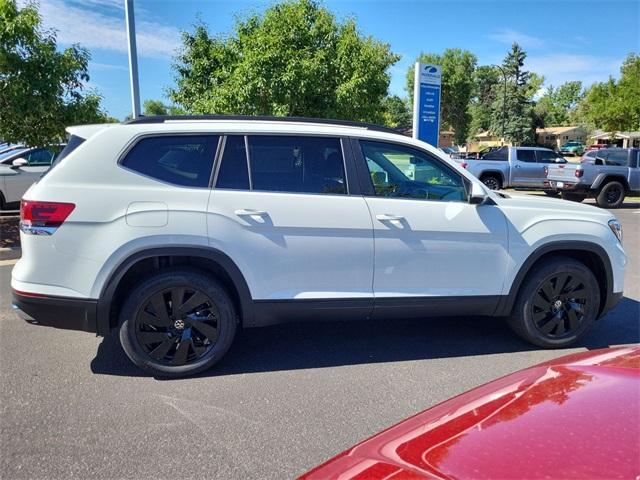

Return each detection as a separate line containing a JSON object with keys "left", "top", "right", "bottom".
{"left": 121, "top": 135, "right": 219, "bottom": 187}
{"left": 247, "top": 136, "right": 346, "bottom": 195}
{"left": 26, "top": 148, "right": 57, "bottom": 166}
{"left": 516, "top": 149, "right": 536, "bottom": 163}
{"left": 360, "top": 140, "right": 467, "bottom": 202}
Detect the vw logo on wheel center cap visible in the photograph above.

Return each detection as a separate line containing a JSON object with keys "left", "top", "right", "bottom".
{"left": 553, "top": 300, "right": 563, "bottom": 309}
{"left": 174, "top": 319, "right": 186, "bottom": 330}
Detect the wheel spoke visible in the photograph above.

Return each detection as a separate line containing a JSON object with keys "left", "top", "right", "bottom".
{"left": 190, "top": 321, "right": 218, "bottom": 342}
{"left": 178, "top": 292, "right": 209, "bottom": 315}
{"left": 172, "top": 339, "right": 192, "bottom": 365}
{"left": 170, "top": 288, "right": 185, "bottom": 318}
{"left": 567, "top": 308, "right": 580, "bottom": 331}
{"left": 140, "top": 311, "right": 171, "bottom": 328}
{"left": 533, "top": 309, "right": 549, "bottom": 322}
{"left": 149, "top": 337, "right": 175, "bottom": 360}
{"left": 138, "top": 331, "right": 170, "bottom": 345}
{"left": 541, "top": 283, "right": 554, "bottom": 302}
{"left": 150, "top": 294, "right": 171, "bottom": 325}
{"left": 540, "top": 314, "right": 560, "bottom": 334}
{"left": 554, "top": 274, "right": 569, "bottom": 296}
{"left": 533, "top": 293, "right": 550, "bottom": 312}
{"left": 556, "top": 316, "right": 567, "bottom": 335}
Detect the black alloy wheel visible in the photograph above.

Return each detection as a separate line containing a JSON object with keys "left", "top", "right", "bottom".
{"left": 482, "top": 176, "right": 501, "bottom": 190}
{"left": 135, "top": 287, "right": 219, "bottom": 366}
{"left": 530, "top": 273, "right": 588, "bottom": 338}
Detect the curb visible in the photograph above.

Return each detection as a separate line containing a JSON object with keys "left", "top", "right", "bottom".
{"left": 0, "top": 247, "right": 21, "bottom": 261}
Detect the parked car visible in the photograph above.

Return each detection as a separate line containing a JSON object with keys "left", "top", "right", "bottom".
{"left": 546, "top": 147, "right": 640, "bottom": 208}
{"left": 580, "top": 149, "right": 598, "bottom": 163}
{"left": 460, "top": 146, "right": 566, "bottom": 191}
{"left": 0, "top": 145, "right": 63, "bottom": 209}
{"left": 12, "top": 116, "right": 625, "bottom": 377}
{"left": 300, "top": 346, "right": 640, "bottom": 480}
{"left": 585, "top": 143, "right": 607, "bottom": 152}
{"left": 559, "top": 141, "right": 585, "bottom": 156}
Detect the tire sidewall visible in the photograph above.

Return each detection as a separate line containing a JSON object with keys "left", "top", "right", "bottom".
{"left": 119, "top": 268, "right": 237, "bottom": 377}
{"left": 482, "top": 176, "right": 501, "bottom": 190}
{"left": 512, "top": 258, "right": 600, "bottom": 348}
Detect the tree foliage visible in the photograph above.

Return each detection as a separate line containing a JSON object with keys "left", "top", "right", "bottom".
{"left": 468, "top": 65, "right": 500, "bottom": 136}
{"left": 0, "top": 0, "right": 106, "bottom": 145}
{"left": 490, "top": 43, "right": 540, "bottom": 145}
{"left": 169, "top": 0, "right": 399, "bottom": 123}
{"left": 406, "top": 48, "right": 477, "bottom": 144}
{"left": 143, "top": 99, "right": 184, "bottom": 116}
{"left": 577, "top": 53, "right": 640, "bottom": 133}
{"left": 535, "top": 81, "right": 583, "bottom": 126}
{"left": 381, "top": 95, "right": 411, "bottom": 129}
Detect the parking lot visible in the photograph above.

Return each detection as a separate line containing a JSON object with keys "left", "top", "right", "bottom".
{"left": 0, "top": 199, "right": 638, "bottom": 480}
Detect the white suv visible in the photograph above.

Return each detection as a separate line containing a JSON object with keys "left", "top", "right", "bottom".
{"left": 12, "top": 116, "right": 627, "bottom": 377}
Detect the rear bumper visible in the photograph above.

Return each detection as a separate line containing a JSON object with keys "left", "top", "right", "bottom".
{"left": 544, "top": 180, "right": 590, "bottom": 192}
{"left": 12, "top": 291, "right": 97, "bottom": 333}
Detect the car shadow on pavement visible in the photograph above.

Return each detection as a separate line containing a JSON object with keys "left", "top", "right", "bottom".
{"left": 90, "top": 296, "right": 640, "bottom": 379}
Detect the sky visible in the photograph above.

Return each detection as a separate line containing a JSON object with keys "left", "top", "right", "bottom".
{"left": 25, "top": 0, "right": 640, "bottom": 120}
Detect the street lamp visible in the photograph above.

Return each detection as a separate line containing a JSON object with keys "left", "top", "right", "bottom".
{"left": 492, "top": 64, "right": 507, "bottom": 146}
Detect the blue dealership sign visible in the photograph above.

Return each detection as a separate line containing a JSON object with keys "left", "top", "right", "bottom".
{"left": 412, "top": 63, "right": 442, "bottom": 147}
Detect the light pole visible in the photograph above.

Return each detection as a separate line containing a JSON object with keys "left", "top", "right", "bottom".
{"left": 125, "top": 0, "right": 141, "bottom": 118}
{"left": 492, "top": 64, "right": 507, "bottom": 146}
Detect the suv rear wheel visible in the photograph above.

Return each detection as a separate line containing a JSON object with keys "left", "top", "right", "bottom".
{"left": 508, "top": 256, "right": 600, "bottom": 348}
{"left": 596, "top": 181, "right": 625, "bottom": 208}
{"left": 119, "top": 268, "right": 237, "bottom": 377}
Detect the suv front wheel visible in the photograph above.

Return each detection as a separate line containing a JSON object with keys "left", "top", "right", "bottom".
{"left": 119, "top": 268, "right": 237, "bottom": 377}
{"left": 508, "top": 257, "right": 600, "bottom": 348}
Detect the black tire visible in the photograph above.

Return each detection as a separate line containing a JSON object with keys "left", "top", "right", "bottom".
{"left": 481, "top": 175, "right": 501, "bottom": 190}
{"left": 119, "top": 267, "right": 237, "bottom": 377}
{"left": 561, "top": 192, "right": 586, "bottom": 203}
{"left": 508, "top": 256, "right": 600, "bottom": 348}
{"left": 543, "top": 190, "right": 560, "bottom": 197}
{"left": 596, "top": 181, "right": 625, "bottom": 209}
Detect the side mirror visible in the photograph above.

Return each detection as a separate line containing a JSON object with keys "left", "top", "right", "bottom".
{"left": 11, "top": 158, "right": 28, "bottom": 169}
{"left": 469, "top": 182, "right": 490, "bottom": 205}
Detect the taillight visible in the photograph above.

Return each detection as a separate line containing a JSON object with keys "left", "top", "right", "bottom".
{"left": 543, "top": 166, "right": 548, "bottom": 177}
{"left": 575, "top": 169, "right": 584, "bottom": 178}
{"left": 460, "top": 162, "right": 468, "bottom": 169}
{"left": 20, "top": 200, "right": 75, "bottom": 235}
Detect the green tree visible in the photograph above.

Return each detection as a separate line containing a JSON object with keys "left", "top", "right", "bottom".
{"left": 490, "top": 43, "right": 539, "bottom": 145}
{"left": 535, "top": 81, "right": 583, "bottom": 126}
{"left": 406, "top": 48, "right": 477, "bottom": 144}
{"left": 468, "top": 65, "right": 500, "bottom": 137}
{"left": 143, "top": 99, "right": 184, "bottom": 116}
{"left": 0, "top": 0, "right": 106, "bottom": 146}
{"left": 381, "top": 95, "right": 411, "bottom": 129}
{"left": 578, "top": 53, "right": 640, "bottom": 133}
{"left": 169, "top": 0, "right": 399, "bottom": 123}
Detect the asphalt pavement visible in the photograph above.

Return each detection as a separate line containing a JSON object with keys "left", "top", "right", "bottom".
{"left": 1, "top": 201, "right": 638, "bottom": 480}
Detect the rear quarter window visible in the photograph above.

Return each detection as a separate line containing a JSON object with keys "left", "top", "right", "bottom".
{"left": 121, "top": 135, "right": 219, "bottom": 187}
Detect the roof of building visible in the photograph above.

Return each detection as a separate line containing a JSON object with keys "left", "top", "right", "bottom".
{"left": 536, "top": 126, "right": 585, "bottom": 135}
{"left": 592, "top": 130, "right": 640, "bottom": 139}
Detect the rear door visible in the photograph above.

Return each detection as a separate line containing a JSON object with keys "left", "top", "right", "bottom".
{"left": 206, "top": 135, "right": 374, "bottom": 319}
{"left": 511, "top": 148, "right": 544, "bottom": 187}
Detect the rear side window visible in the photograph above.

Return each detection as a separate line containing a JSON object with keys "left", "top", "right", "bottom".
{"left": 247, "top": 136, "right": 347, "bottom": 195}
{"left": 481, "top": 147, "right": 508, "bottom": 160}
{"left": 54, "top": 135, "right": 84, "bottom": 165}
{"left": 216, "top": 136, "right": 250, "bottom": 190}
{"left": 605, "top": 149, "right": 628, "bottom": 166}
{"left": 122, "top": 135, "right": 219, "bottom": 187}
{"left": 516, "top": 149, "right": 536, "bottom": 163}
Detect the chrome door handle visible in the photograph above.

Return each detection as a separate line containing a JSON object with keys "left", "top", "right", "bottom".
{"left": 376, "top": 214, "right": 404, "bottom": 222}
{"left": 235, "top": 209, "right": 267, "bottom": 217}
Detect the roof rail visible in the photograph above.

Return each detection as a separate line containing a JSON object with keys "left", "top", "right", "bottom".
{"left": 123, "top": 114, "right": 400, "bottom": 134}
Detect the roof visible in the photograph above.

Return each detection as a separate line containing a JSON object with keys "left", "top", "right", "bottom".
{"left": 536, "top": 125, "right": 586, "bottom": 135}
{"left": 592, "top": 130, "right": 640, "bottom": 139}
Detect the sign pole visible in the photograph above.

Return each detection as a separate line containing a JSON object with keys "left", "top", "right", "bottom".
{"left": 412, "top": 62, "right": 421, "bottom": 141}
{"left": 125, "top": 0, "right": 141, "bottom": 119}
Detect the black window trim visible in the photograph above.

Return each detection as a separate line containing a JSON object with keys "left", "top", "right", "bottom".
{"left": 117, "top": 132, "right": 222, "bottom": 189}
{"left": 350, "top": 137, "right": 470, "bottom": 202}
{"left": 211, "top": 133, "right": 355, "bottom": 196}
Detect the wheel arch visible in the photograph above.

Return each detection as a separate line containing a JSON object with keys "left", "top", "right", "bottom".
{"left": 496, "top": 241, "right": 613, "bottom": 318}
{"left": 593, "top": 174, "right": 629, "bottom": 191}
{"left": 96, "top": 246, "right": 254, "bottom": 335}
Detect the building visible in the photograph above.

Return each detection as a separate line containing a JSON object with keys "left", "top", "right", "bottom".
{"left": 591, "top": 130, "right": 640, "bottom": 148}
{"left": 536, "top": 126, "right": 587, "bottom": 149}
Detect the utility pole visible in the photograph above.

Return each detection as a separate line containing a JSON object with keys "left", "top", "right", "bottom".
{"left": 125, "top": 0, "right": 141, "bottom": 118}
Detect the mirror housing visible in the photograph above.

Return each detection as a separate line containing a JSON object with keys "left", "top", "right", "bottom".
{"left": 10, "top": 158, "right": 28, "bottom": 169}
{"left": 468, "top": 182, "right": 490, "bottom": 205}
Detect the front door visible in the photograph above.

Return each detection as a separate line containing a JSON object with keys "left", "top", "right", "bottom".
{"left": 3, "top": 148, "right": 58, "bottom": 203}
{"left": 207, "top": 135, "right": 374, "bottom": 313}
{"left": 354, "top": 139, "right": 510, "bottom": 317}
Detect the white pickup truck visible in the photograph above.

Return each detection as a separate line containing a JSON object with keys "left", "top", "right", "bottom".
{"left": 460, "top": 146, "right": 566, "bottom": 192}
{"left": 546, "top": 147, "right": 640, "bottom": 208}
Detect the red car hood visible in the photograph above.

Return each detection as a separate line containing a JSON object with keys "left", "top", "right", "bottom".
{"left": 300, "top": 347, "right": 640, "bottom": 480}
